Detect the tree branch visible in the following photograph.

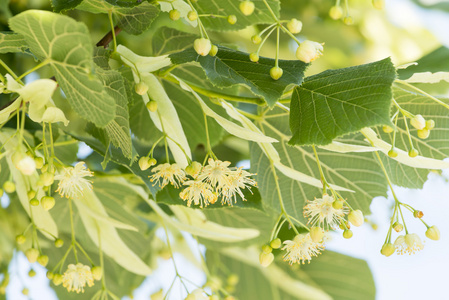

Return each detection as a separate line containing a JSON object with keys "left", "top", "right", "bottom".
{"left": 96, "top": 26, "right": 122, "bottom": 48}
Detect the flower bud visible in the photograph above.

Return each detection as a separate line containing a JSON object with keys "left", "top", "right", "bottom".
{"left": 259, "top": 252, "right": 274, "bottom": 267}
{"left": 262, "top": 244, "right": 272, "bottom": 254}
{"left": 251, "top": 35, "right": 262, "bottom": 44}
{"left": 425, "top": 226, "right": 440, "bottom": 241}
{"left": 343, "top": 229, "right": 353, "bottom": 239}
{"left": 343, "top": 16, "right": 353, "bottom": 25}
{"left": 28, "top": 269, "right": 36, "bottom": 277}
{"left": 372, "top": 0, "right": 384, "bottom": 9}
{"left": 309, "top": 226, "right": 324, "bottom": 242}
{"left": 40, "top": 172, "right": 54, "bottom": 186}
{"left": 16, "top": 156, "right": 36, "bottom": 175}
{"left": 270, "top": 67, "right": 283, "bottom": 80}
{"left": 209, "top": 45, "right": 218, "bottom": 57}
{"left": 287, "top": 18, "right": 303, "bottom": 34}
{"left": 34, "top": 157, "right": 44, "bottom": 169}
{"left": 27, "top": 190, "right": 36, "bottom": 200}
{"left": 227, "top": 274, "right": 239, "bottom": 286}
{"left": 413, "top": 210, "right": 424, "bottom": 218}
{"left": 148, "top": 158, "right": 157, "bottom": 166}
{"left": 332, "top": 199, "right": 344, "bottom": 209}
{"left": 25, "top": 248, "right": 39, "bottom": 263}
{"left": 22, "top": 288, "right": 29, "bottom": 295}
{"left": 393, "top": 222, "right": 403, "bottom": 233}
{"left": 382, "top": 125, "right": 393, "bottom": 133}
{"left": 146, "top": 100, "right": 158, "bottom": 112}
{"left": 135, "top": 82, "right": 149, "bottom": 95}
{"left": 425, "top": 119, "right": 435, "bottom": 130}
{"left": 53, "top": 274, "right": 63, "bottom": 286}
{"left": 296, "top": 40, "right": 323, "bottom": 63}
{"left": 139, "top": 157, "right": 152, "bottom": 171}
{"left": 270, "top": 238, "right": 282, "bottom": 249}
{"left": 16, "top": 234, "right": 26, "bottom": 244}
{"left": 388, "top": 149, "right": 398, "bottom": 158}
{"left": 194, "top": 38, "right": 212, "bottom": 56}
{"left": 348, "top": 210, "right": 364, "bottom": 227}
{"left": 169, "top": 9, "right": 181, "bottom": 21}
{"left": 41, "top": 196, "right": 55, "bottom": 211}
{"left": 46, "top": 271, "right": 54, "bottom": 280}
{"left": 380, "top": 243, "right": 395, "bottom": 256}
{"left": 410, "top": 114, "right": 426, "bottom": 130}
{"left": 188, "top": 11, "right": 198, "bottom": 21}
{"left": 239, "top": 1, "right": 255, "bottom": 16}
{"left": 29, "top": 198, "right": 40, "bottom": 206}
{"left": 91, "top": 266, "right": 103, "bottom": 280}
{"left": 55, "top": 238, "right": 64, "bottom": 248}
{"left": 417, "top": 129, "right": 429, "bottom": 139}
{"left": 227, "top": 15, "right": 237, "bottom": 25}
{"left": 408, "top": 148, "right": 419, "bottom": 157}
{"left": 329, "top": 6, "right": 343, "bottom": 19}
{"left": 37, "top": 255, "right": 49, "bottom": 267}
{"left": 3, "top": 181, "right": 16, "bottom": 193}
{"left": 249, "top": 53, "right": 259, "bottom": 62}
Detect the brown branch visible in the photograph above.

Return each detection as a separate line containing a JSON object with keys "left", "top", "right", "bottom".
{"left": 96, "top": 26, "right": 122, "bottom": 48}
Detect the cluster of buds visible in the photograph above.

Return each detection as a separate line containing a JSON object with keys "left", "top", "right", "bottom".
{"left": 410, "top": 114, "right": 435, "bottom": 140}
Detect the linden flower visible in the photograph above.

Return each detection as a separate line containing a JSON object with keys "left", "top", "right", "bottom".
{"left": 220, "top": 168, "right": 257, "bottom": 206}
{"left": 282, "top": 233, "right": 324, "bottom": 265}
{"left": 303, "top": 194, "right": 348, "bottom": 229}
{"left": 62, "top": 263, "right": 94, "bottom": 293}
{"left": 394, "top": 233, "right": 424, "bottom": 255}
{"left": 150, "top": 163, "right": 186, "bottom": 188}
{"left": 55, "top": 162, "right": 93, "bottom": 198}
{"left": 295, "top": 40, "right": 324, "bottom": 63}
{"left": 180, "top": 180, "right": 217, "bottom": 208}
{"left": 197, "top": 158, "right": 232, "bottom": 188}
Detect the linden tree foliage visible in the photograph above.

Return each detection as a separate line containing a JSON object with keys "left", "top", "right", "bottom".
{"left": 0, "top": 0, "right": 448, "bottom": 299}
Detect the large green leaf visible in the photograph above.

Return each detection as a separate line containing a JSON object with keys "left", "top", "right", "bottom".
{"left": 194, "top": 0, "right": 280, "bottom": 31}
{"left": 76, "top": 0, "right": 160, "bottom": 35}
{"left": 170, "top": 46, "right": 308, "bottom": 107}
{"left": 289, "top": 58, "right": 396, "bottom": 146}
{"left": 0, "top": 33, "right": 28, "bottom": 54}
{"left": 51, "top": 0, "right": 83, "bottom": 12}
{"left": 397, "top": 46, "right": 449, "bottom": 80}
{"left": 376, "top": 86, "right": 449, "bottom": 189}
{"left": 152, "top": 27, "right": 196, "bottom": 56}
{"left": 9, "top": 10, "right": 116, "bottom": 127}
{"left": 251, "top": 108, "right": 387, "bottom": 222}
{"left": 206, "top": 249, "right": 375, "bottom": 300}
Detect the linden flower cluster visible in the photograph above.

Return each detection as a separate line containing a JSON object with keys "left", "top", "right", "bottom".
{"left": 149, "top": 159, "right": 257, "bottom": 208}
{"left": 54, "top": 162, "right": 94, "bottom": 199}
{"left": 282, "top": 233, "right": 325, "bottom": 265}
{"left": 61, "top": 263, "right": 94, "bottom": 293}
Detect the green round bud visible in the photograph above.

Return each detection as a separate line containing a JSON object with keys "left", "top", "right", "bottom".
{"left": 46, "top": 271, "right": 54, "bottom": 280}
{"left": 16, "top": 234, "right": 26, "bottom": 244}
{"left": 27, "top": 190, "right": 36, "bottom": 200}
{"left": 251, "top": 35, "right": 262, "bottom": 44}
{"left": 148, "top": 158, "right": 157, "bottom": 166}
{"left": 194, "top": 38, "right": 212, "bottom": 56}
{"left": 270, "top": 66, "right": 283, "bottom": 80}
{"left": 29, "top": 198, "right": 40, "bottom": 206}
{"left": 209, "top": 45, "right": 218, "bottom": 57}
{"left": 417, "top": 129, "right": 430, "bottom": 139}
{"left": 239, "top": 1, "right": 255, "bottom": 16}
{"left": 25, "top": 248, "right": 39, "bottom": 263}
{"left": 343, "top": 16, "right": 353, "bottom": 25}
{"left": 343, "top": 229, "right": 353, "bottom": 239}
{"left": 270, "top": 238, "right": 282, "bottom": 249}
{"left": 37, "top": 255, "right": 49, "bottom": 267}
{"left": 425, "top": 225, "right": 440, "bottom": 241}
{"left": 139, "top": 157, "right": 152, "bottom": 171}
{"left": 34, "top": 157, "right": 44, "bottom": 169}
{"left": 413, "top": 210, "right": 424, "bottom": 218}
{"left": 187, "top": 11, "right": 198, "bottom": 21}
{"left": 287, "top": 18, "right": 303, "bottom": 34}
{"left": 259, "top": 252, "right": 274, "bottom": 267}
{"left": 332, "top": 199, "right": 344, "bottom": 209}
{"left": 40, "top": 172, "right": 54, "bottom": 187}
{"left": 28, "top": 269, "right": 36, "bottom": 277}
{"left": 3, "top": 181, "right": 16, "bottom": 193}
{"left": 382, "top": 125, "right": 393, "bottom": 133}
{"left": 227, "top": 15, "right": 237, "bottom": 25}
{"left": 55, "top": 238, "right": 64, "bottom": 248}
{"left": 169, "top": 9, "right": 181, "bottom": 21}
{"left": 393, "top": 222, "right": 403, "bottom": 233}
{"left": 408, "top": 148, "right": 419, "bottom": 158}
{"left": 348, "top": 209, "right": 364, "bottom": 227}
{"left": 388, "top": 149, "right": 398, "bottom": 158}
{"left": 41, "top": 196, "right": 55, "bottom": 211}
{"left": 262, "top": 244, "right": 272, "bottom": 254}
{"left": 91, "top": 266, "right": 103, "bottom": 280}
{"left": 425, "top": 119, "right": 435, "bottom": 130}
{"left": 135, "top": 82, "right": 149, "bottom": 95}
{"left": 146, "top": 100, "right": 158, "bottom": 112}
{"left": 380, "top": 243, "right": 395, "bottom": 257}
{"left": 249, "top": 53, "right": 259, "bottom": 62}
{"left": 22, "top": 288, "right": 29, "bottom": 295}
{"left": 53, "top": 274, "right": 63, "bottom": 286}
{"left": 329, "top": 5, "right": 343, "bottom": 20}
{"left": 227, "top": 274, "right": 239, "bottom": 286}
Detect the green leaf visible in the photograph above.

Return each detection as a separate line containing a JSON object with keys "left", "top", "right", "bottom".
{"left": 170, "top": 46, "right": 308, "bottom": 107}
{"left": 156, "top": 184, "right": 264, "bottom": 211}
{"left": 397, "top": 46, "right": 449, "bottom": 80}
{"left": 93, "top": 46, "right": 111, "bottom": 70}
{"left": 0, "top": 33, "right": 28, "bottom": 54}
{"left": 50, "top": 0, "right": 83, "bottom": 12}
{"left": 251, "top": 108, "right": 387, "bottom": 222}
{"left": 76, "top": 0, "right": 160, "bottom": 35}
{"left": 9, "top": 10, "right": 116, "bottom": 127}
{"left": 289, "top": 58, "right": 396, "bottom": 146}
{"left": 152, "top": 27, "right": 196, "bottom": 56}
{"left": 94, "top": 68, "right": 133, "bottom": 159}
{"left": 207, "top": 249, "right": 375, "bottom": 300}
{"left": 376, "top": 86, "right": 449, "bottom": 189}
{"left": 195, "top": 0, "right": 280, "bottom": 31}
